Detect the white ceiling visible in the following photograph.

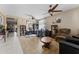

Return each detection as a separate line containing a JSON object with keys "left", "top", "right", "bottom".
{"left": 0, "top": 4, "right": 79, "bottom": 19}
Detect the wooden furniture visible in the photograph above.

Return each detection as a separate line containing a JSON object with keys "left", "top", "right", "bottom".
{"left": 58, "top": 28, "right": 71, "bottom": 36}
{"left": 41, "top": 37, "right": 52, "bottom": 49}
{"left": 55, "top": 28, "right": 71, "bottom": 42}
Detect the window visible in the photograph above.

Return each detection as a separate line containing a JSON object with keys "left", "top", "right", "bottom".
{"left": 39, "top": 19, "right": 45, "bottom": 30}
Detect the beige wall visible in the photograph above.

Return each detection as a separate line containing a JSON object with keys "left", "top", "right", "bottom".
{"left": 1, "top": 6, "right": 79, "bottom": 35}
{"left": 45, "top": 7, "right": 79, "bottom": 35}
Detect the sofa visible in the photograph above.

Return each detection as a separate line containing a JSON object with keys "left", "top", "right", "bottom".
{"left": 59, "top": 36, "right": 79, "bottom": 54}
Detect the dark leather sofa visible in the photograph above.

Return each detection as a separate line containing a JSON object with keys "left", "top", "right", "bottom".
{"left": 59, "top": 36, "right": 79, "bottom": 54}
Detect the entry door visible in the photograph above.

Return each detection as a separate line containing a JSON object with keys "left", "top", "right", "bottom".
{"left": 6, "top": 17, "right": 17, "bottom": 33}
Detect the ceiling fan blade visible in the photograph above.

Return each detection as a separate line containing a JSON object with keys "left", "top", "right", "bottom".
{"left": 52, "top": 10, "right": 62, "bottom": 12}
{"left": 51, "top": 4, "right": 59, "bottom": 11}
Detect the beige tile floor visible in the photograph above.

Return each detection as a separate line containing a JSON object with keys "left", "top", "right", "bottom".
{"left": 0, "top": 32, "right": 23, "bottom": 54}
{"left": 19, "top": 36, "right": 59, "bottom": 54}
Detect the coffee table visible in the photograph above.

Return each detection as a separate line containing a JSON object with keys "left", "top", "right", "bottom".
{"left": 41, "top": 37, "right": 52, "bottom": 49}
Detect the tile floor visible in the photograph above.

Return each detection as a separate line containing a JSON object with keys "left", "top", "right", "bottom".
{"left": 0, "top": 32, "right": 59, "bottom": 54}
{"left": 0, "top": 32, "right": 23, "bottom": 54}
{"left": 19, "top": 36, "right": 59, "bottom": 54}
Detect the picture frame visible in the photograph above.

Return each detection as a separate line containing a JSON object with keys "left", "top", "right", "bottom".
{"left": 56, "top": 17, "right": 63, "bottom": 23}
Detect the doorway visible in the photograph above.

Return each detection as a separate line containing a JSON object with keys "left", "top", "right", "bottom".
{"left": 6, "top": 17, "right": 17, "bottom": 36}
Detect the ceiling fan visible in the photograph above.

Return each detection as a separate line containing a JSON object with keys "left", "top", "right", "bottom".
{"left": 44, "top": 4, "right": 62, "bottom": 16}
